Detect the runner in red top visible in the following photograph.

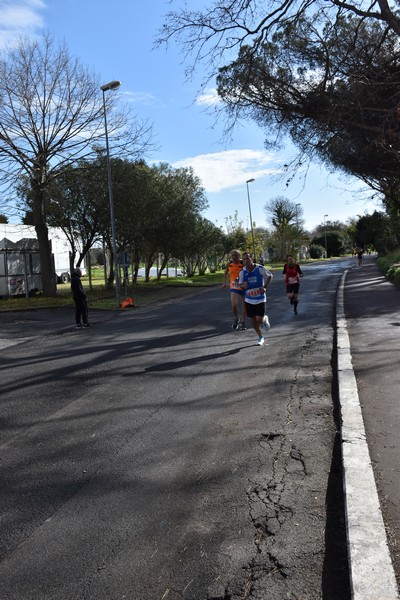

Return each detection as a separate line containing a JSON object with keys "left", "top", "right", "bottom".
{"left": 283, "top": 255, "right": 303, "bottom": 314}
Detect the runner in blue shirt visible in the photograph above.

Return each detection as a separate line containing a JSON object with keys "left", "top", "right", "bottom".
{"left": 238, "top": 252, "right": 273, "bottom": 346}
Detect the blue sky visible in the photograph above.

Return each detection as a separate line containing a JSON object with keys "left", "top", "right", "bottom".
{"left": 1, "top": 0, "right": 381, "bottom": 231}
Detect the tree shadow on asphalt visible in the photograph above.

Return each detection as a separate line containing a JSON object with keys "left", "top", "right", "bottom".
{"left": 144, "top": 347, "right": 242, "bottom": 371}
{"left": 344, "top": 261, "right": 400, "bottom": 321}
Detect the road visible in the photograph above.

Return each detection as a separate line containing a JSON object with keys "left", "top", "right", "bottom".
{"left": 0, "top": 260, "right": 352, "bottom": 600}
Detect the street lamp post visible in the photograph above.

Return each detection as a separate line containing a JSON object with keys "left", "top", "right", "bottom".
{"left": 246, "top": 178, "right": 256, "bottom": 257}
{"left": 324, "top": 214, "right": 328, "bottom": 258}
{"left": 100, "top": 80, "right": 121, "bottom": 308}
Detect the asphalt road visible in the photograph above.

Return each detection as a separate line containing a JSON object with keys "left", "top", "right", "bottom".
{"left": 0, "top": 261, "right": 351, "bottom": 600}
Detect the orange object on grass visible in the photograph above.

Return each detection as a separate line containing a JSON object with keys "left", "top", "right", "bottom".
{"left": 119, "top": 297, "right": 135, "bottom": 309}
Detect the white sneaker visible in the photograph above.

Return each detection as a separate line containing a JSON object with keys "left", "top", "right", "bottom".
{"left": 263, "top": 315, "right": 271, "bottom": 331}
{"left": 257, "top": 336, "right": 265, "bottom": 346}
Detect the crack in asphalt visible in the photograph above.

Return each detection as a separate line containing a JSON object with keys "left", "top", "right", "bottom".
{"left": 224, "top": 329, "right": 332, "bottom": 598}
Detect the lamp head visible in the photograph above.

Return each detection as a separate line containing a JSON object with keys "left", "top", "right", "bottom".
{"left": 100, "top": 80, "right": 122, "bottom": 92}
{"left": 246, "top": 178, "right": 255, "bottom": 184}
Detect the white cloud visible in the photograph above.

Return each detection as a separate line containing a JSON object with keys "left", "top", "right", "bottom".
{"left": 195, "top": 87, "right": 221, "bottom": 107}
{"left": 121, "top": 90, "right": 164, "bottom": 108}
{"left": 0, "top": 0, "right": 46, "bottom": 47}
{"left": 172, "top": 149, "right": 281, "bottom": 192}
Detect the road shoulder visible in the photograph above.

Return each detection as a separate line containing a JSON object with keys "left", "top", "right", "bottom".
{"left": 338, "top": 264, "right": 399, "bottom": 598}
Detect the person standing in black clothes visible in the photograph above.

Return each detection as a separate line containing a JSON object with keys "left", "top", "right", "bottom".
{"left": 71, "top": 268, "right": 89, "bottom": 328}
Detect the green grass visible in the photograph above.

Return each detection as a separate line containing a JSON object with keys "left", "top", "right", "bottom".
{"left": 0, "top": 270, "right": 229, "bottom": 312}
{"left": 377, "top": 248, "right": 400, "bottom": 270}
{"left": 0, "top": 293, "right": 73, "bottom": 311}
{"left": 377, "top": 247, "right": 400, "bottom": 286}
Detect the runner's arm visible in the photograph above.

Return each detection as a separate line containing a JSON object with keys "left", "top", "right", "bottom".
{"left": 238, "top": 270, "right": 247, "bottom": 289}
{"left": 262, "top": 267, "right": 273, "bottom": 289}
{"left": 223, "top": 264, "right": 229, "bottom": 287}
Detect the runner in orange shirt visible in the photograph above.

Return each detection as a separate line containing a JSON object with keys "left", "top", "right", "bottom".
{"left": 223, "top": 249, "right": 247, "bottom": 330}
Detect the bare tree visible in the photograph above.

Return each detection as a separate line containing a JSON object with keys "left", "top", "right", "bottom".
{"left": 158, "top": 1, "right": 400, "bottom": 72}
{"left": 0, "top": 33, "right": 153, "bottom": 296}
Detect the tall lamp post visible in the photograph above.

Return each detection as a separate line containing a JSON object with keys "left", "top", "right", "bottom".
{"left": 324, "top": 214, "right": 328, "bottom": 258}
{"left": 246, "top": 178, "right": 256, "bottom": 257}
{"left": 100, "top": 80, "right": 121, "bottom": 308}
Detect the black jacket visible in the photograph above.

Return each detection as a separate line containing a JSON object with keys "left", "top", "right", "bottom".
{"left": 71, "top": 275, "right": 86, "bottom": 301}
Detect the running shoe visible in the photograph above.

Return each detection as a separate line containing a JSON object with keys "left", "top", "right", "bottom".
{"left": 263, "top": 315, "right": 271, "bottom": 331}
{"left": 239, "top": 321, "right": 247, "bottom": 330}
{"left": 232, "top": 318, "right": 239, "bottom": 330}
{"left": 75, "top": 324, "right": 82, "bottom": 329}
{"left": 83, "top": 323, "right": 90, "bottom": 328}
{"left": 257, "top": 336, "right": 265, "bottom": 346}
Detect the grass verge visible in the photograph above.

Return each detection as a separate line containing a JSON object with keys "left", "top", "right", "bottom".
{"left": 0, "top": 271, "right": 228, "bottom": 312}
{"left": 377, "top": 248, "right": 400, "bottom": 286}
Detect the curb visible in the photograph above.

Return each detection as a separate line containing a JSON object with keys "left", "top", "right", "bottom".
{"left": 337, "top": 270, "right": 399, "bottom": 599}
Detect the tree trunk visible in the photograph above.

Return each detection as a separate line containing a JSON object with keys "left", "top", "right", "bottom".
{"left": 157, "top": 254, "right": 170, "bottom": 280}
{"left": 107, "top": 255, "right": 115, "bottom": 289}
{"left": 104, "top": 238, "right": 115, "bottom": 290}
{"left": 70, "top": 251, "right": 77, "bottom": 275}
{"left": 33, "top": 186, "right": 57, "bottom": 297}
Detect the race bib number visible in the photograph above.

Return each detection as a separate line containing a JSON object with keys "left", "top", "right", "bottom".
{"left": 230, "top": 281, "right": 242, "bottom": 290}
{"left": 247, "top": 287, "right": 264, "bottom": 297}
{"left": 288, "top": 276, "right": 298, "bottom": 284}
